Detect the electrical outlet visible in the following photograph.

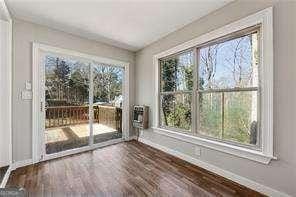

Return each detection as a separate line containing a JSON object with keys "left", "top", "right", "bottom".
{"left": 195, "top": 146, "right": 201, "bottom": 156}
{"left": 25, "top": 81, "right": 32, "bottom": 90}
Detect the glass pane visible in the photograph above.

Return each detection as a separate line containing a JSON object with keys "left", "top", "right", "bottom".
{"left": 198, "top": 32, "right": 259, "bottom": 90}
{"left": 45, "top": 55, "right": 90, "bottom": 154}
{"left": 160, "top": 93, "right": 192, "bottom": 130}
{"left": 198, "top": 92, "right": 222, "bottom": 138}
{"left": 223, "top": 91, "right": 258, "bottom": 145}
{"left": 160, "top": 51, "right": 194, "bottom": 92}
{"left": 93, "top": 63, "right": 124, "bottom": 144}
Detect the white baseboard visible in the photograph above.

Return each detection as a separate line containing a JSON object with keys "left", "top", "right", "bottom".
{"left": 126, "top": 135, "right": 138, "bottom": 141}
{"left": 0, "top": 166, "right": 12, "bottom": 188}
{"left": 138, "top": 137, "right": 290, "bottom": 197}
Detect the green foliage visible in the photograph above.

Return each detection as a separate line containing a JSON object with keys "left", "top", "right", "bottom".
{"left": 161, "top": 59, "right": 178, "bottom": 125}
{"left": 199, "top": 94, "right": 221, "bottom": 138}
{"left": 200, "top": 92, "right": 256, "bottom": 145}
{"left": 184, "top": 66, "right": 193, "bottom": 91}
{"left": 223, "top": 92, "right": 252, "bottom": 144}
{"left": 166, "top": 102, "right": 191, "bottom": 130}
{"left": 161, "top": 59, "right": 177, "bottom": 92}
{"left": 160, "top": 52, "right": 257, "bottom": 145}
{"left": 160, "top": 33, "right": 259, "bottom": 145}
{"left": 160, "top": 54, "right": 193, "bottom": 130}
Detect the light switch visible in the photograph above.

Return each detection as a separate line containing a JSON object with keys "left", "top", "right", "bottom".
{"left": 21, "top": 90, "right": 32, "bottom": 100}
{"left": 25, "top": 81, "right": 32, "bottom": 90}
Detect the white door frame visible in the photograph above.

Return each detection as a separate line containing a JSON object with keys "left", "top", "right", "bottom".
{"left": 32, "top": 43, "right": 130, "bottom": 163}
{"left": 0, "top": 1, "right": 12, "bottom": 168}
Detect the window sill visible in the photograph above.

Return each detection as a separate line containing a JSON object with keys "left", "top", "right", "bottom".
{"left": 151, "top": 127, "right": 276, "bottom": 164}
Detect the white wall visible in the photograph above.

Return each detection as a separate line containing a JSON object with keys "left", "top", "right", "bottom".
{"left": 12, "top": 19, "right": 135, "bottom": 162}
{"left": 10, "top": 0, "right": 296, "bottom": 195}
{"left": 0, "top": 19, "right": 11, "bottom": 167}
{"left": 135, "top": 0, "right": 296, "bottom": 196}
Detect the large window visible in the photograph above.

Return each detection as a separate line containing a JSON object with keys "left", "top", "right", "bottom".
{"left": 159, "top": 27, "right": 260, "bottom": 148}
{"left": 155, "top": 8, "right": 274, "bottom": 164}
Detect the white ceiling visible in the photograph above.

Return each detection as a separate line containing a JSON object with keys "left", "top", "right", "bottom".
{"left": 5, "top": 0, "right": 232, "bottom": 51}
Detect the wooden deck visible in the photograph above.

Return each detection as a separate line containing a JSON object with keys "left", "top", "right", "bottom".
{"left": 46, "top": 123, "right": 117, "bottom": 143}
{"left": 45, "top": 123, "right": 121, "bottom": 154}
{"left": 44, "top": 105, "right": 123, "bottom": 154}
{"left": 7, "top": 141, "right": 264, "bottom": 196}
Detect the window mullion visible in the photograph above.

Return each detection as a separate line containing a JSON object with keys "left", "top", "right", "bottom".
{"left": 89, "top": 62, "right": 94, "bottom": 146}
{"left": 198, "top": 87, "right": 258, "bottom": 93}
{"left": 160, "top": 90, "right": 192, "bottom": 95}
{"left": 221, "top": 92, "right": 225, "bottom": 140}
{"left": 192, "top": 49, "right": 198, "bottom": 135}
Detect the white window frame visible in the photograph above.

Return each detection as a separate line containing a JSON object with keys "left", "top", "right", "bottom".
{"left": 153, "top": 7, "right": 275, "bottom": 164}
{"left": 32, "top": 43, "right": 130, "bottom": 163}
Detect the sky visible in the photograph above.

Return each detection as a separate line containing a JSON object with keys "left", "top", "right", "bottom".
{"left": 199, "top": 33, "right": 257, "bottom": 89}
{"left": 45, "top": 55, "right": 124, "bottom": 81}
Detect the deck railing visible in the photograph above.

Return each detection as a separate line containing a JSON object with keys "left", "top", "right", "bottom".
{"left": 45, "top": 105, "right": 122, "bottom": 132}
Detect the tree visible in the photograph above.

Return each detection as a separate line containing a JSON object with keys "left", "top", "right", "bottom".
{"left": 223, "top": 36, "right": 254, "bottom": 88}
{"left": 52, "top": 58, "right": 70, "bottom": 100}
{"left": 69, "top": 69, "right": 89, "bottom": 104}
{"left": 184, "top": 66, "right": 193, "bottom": 90}
{"left": 198, "top": 35, "right": 259, "bottom": 144}
{"left": 93, "top": 65, "right": 123, "bottom": 103}
{"left": 200, "top": 45, "right": 219, "bottom": 89}
{"left": 161, "top": 58, "right": 177, "bottom": 126}
{"left": 45, "top": 56, "right": 124, "bottom": 107}
{"left": 160, "top": 52, "right": 194, "bottom": 130}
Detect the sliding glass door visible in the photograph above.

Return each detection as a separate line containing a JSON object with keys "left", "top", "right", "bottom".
{"left": 42, "top": 53, "right": 124, "bottom": 155}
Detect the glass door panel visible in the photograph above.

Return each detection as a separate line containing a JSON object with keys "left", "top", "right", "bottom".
{"left": 92, "top": 63, "right": 124, "bottom": 144}
{"left": 44, "top": 55, "right": 90, "bottom": 154}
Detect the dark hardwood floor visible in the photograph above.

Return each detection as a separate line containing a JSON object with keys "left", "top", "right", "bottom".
{"left": 7, "top": 140, "right": 264, "bottom": 197}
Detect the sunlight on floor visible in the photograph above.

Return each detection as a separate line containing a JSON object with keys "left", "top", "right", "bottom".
{"left": 45, "top": 123, "right": 117, "bottom": 143}
{"left": 45, "top": 128, "right": 69, "bottom": 143}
